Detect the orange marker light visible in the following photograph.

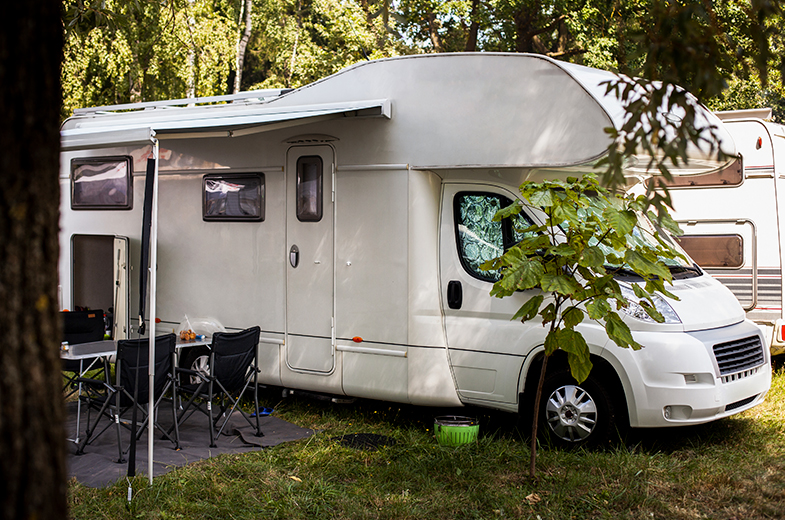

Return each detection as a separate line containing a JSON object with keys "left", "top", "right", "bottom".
{"left": 352, "top": 336, "right": 363, "bottom": 343}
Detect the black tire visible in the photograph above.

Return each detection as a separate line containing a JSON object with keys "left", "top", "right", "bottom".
{"left": 537, "top": 368, "right": 620, "bottom": 448}
{"left": 179, "top": 346, "right": 210, "bottom": 385}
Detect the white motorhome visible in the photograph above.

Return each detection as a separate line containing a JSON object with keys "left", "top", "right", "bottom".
{"left": 59, "top": 53, "right": 771, "bottom": 446}
{"left": 664, "top": 108, "right": 785, "bottom": 357}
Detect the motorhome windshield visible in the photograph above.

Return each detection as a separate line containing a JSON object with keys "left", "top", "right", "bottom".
{"left": 582, "top": 198, "right": 701, "bottom": 280}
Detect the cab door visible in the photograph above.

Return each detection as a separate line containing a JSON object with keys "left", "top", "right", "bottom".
{"left": 439, "top": 184, "right": 545, "bottom": 405}
{"left": 285, "top": 146, "right": 336, "bottom": 373}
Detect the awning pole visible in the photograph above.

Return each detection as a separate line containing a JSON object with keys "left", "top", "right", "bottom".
{"left": 148, "top": 139, "right": 160, "bottom": 486}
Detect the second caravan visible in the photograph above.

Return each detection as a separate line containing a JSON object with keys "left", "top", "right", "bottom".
{"left": 665, "top": 108, "right": 785, "bottom": 356}
{"left": 59, "top": 53, "right": 771, "bottom": 446}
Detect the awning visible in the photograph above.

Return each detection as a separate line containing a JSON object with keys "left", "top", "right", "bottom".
{"left": 61, "top": 127, "right": 157, "bottom": 152}
{"left": 61, "top": 99, "right": 391, "bottom": 151}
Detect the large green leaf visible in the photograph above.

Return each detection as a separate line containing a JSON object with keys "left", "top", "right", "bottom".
{"left": 604, "top": 312, "right": 642, "bottom": 350}
{"left": 579, "top": 245, "right": 606, "bottom": 269}
{"left": 585, "top": 298, "right": 611, "bottom": 320}
{"left": 602, "top": 206, "right": 636, "bottom": 236}
{"left": 513, "top": 294, "right": 544, "bottom": 322}
{"left": 624, "top": 250, "right": 671, "bottom": 279}
{"left": 553, "top": 202, "right": 580, "bottom": 226}
{"left": 562, "top": 306, "right": 584, "bottom": 329}
{"left": 541, "top": 274, "right": 580, "bottom": 296}
{"left": 552, "top": 243, "right": 577, "bottom": 257}
{"left": 528, "top": 189, "right": 555, "bottom": 208}
{"left": 549, "top": 328, "right": 593, "bottom": 383}
{"left": 493, "top": 202, "right": 522, "bottom": 222}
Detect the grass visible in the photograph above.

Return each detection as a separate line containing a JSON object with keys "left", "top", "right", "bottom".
{"left": 68, "top": 363, "right": 785, "bottom": 519}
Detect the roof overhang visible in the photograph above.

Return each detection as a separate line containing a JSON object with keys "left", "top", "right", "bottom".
{"left": 61, "top": 99, "right": 391, "bottom": 151}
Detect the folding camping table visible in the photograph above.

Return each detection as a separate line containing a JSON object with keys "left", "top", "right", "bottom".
{"left": 61, "top": 339, "right": 116, "bottom": 444}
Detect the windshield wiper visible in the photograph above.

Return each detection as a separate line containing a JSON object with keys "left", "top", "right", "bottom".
{"left": 668, "top": 264, "right": 702, "bottom": 279}
{"left": 606, "top": 266, "right": 645, "bottom": 281}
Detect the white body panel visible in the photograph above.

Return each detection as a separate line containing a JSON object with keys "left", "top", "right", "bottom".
{"left": 59, "top": 54, "right": 770, "bottom": 431}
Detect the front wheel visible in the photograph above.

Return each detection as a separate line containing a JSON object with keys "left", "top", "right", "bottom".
{"left": 538, "top": 369, "right": 621, "bottom": 448}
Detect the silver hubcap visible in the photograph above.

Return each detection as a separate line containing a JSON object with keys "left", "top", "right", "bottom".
{"left": 545, "top": 384, "right": 598, "bottom": 442}
{"left": 190, "top": 355, "right": 210, "bottom": 385}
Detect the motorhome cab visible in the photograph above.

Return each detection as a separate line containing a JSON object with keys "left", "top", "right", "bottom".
{"left": 59, "top": 53, "right": 771, "bottom": 446}
{"left": 664, "top": 109, "right": 785, "bottom": 357}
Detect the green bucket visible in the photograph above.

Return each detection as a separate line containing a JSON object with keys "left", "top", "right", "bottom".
{"left": 434, "top": 416, "right": 479, "bottom": 447}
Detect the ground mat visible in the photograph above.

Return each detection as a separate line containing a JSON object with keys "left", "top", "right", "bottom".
{"left": 65, "top": 400, "right": 314, "bottom": 488}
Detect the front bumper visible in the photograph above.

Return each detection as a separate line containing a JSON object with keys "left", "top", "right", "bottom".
{"left": 605, "top": 319, "right": 772, "bottom": 428}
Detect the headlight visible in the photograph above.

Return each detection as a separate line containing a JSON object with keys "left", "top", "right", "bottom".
{"left": 619, "top": 284, "right": 681, "bottom": 324}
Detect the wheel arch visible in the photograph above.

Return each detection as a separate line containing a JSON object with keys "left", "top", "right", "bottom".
{"left": 518, "top": 350, "right": 629, "bottom": 430}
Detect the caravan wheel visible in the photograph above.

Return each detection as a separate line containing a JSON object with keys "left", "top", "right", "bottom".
{"left": 179, "top": 346, "right": 210, "bottom": 385}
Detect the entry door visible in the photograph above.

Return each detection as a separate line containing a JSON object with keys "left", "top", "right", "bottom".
{"left": 71, "top": 234, "right": 129, "bottom": 340}
{"left": 286, "top": 146, "right": 335, "bottom": 373}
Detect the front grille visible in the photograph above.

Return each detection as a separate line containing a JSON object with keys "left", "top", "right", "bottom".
{"left": 725, "top": 394, "right": 758, "bottom": 412}
{"left": 713, "top": 335, "right": 765, "bottom": 377}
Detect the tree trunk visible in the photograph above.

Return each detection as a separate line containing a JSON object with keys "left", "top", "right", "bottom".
{"left": 0, "top": 1, "right": 67, "bottom": 519}
{"left": 234, "top": 0, "right": 253, "bottom": 94}
{"left": 427, "top": 12, "right": 443, "bottom": 52}
{"left": 464, "top": 0, "right": 480, "bottom": 52}
{"left": 513, "top": 1, "right": 540, "bottom": 53}
{"left": 529, "top": 353, "right": 549, "bottom": 478}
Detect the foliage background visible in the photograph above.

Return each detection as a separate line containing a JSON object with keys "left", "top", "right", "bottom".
{"left": 62, "top": 0, "right": 784, "bottom": 120}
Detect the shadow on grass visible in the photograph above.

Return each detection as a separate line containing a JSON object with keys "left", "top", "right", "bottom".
{"left": 254, "top": 366, "right": 782, "bottom": 458}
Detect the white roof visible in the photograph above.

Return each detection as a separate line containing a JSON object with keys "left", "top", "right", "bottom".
{"left": 61, "top": 53, "right": 734, "bottom": 177}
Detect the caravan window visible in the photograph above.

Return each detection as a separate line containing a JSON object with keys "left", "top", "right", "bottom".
{"left": 647, "top": 156, "right": 743, "bottom": 189}
{"left": 70, "top": 156, "right": 133, "bottom": 210}
{"left": 202, "top": 174, "right": 264, "bottom": 221}
{"left": 454, "top": 192, "right": 534, "bottom": 282}
{"left": 296, "top": 156, "right": 323, "bottom": 222}
{"left": 676, "top": 234, "right": 744, "bottom": 268}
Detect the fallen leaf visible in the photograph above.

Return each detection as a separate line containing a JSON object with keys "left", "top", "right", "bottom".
{"left": 289, "top": 476, "right": 302, "bottom": 482}
{"left": 525, "top": 493, "right": 541, "bottom": 505}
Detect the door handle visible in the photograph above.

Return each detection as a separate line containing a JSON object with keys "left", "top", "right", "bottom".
{"left": 289, "top": 245, "right": 299, "bottom": 268}
{"left": 447, "top": 280, "right": 462, "bottom": 309}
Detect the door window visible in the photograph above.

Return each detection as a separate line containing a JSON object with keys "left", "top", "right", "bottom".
{"left": 296, "top": 156, "right": 323, "bottom": 222}
{"left": 454, "top": 192, "right": 533, "bottom": 281}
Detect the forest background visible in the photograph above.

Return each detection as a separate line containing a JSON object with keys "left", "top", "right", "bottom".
{"left": 62, "top": 0, "right": 785, "bottom": 120}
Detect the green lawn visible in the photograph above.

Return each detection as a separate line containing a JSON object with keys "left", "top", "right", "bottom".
{"left": 68, "top": 363, "right": 785, "bottom": 519}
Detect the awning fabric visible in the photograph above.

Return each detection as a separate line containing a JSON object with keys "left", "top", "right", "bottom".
{"left": 61, "top": 99, "right": 390, "bottom": 151}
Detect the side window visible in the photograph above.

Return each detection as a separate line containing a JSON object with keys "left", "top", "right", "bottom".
{"left": 455, "top": 192, "right": 533, "bottom": 282}
{"left": 676, "top": 234, "right": 744, "bottom": 268}
{"left": 296, "top": 156, "right": 323, "bottom": 222}
{"left": 202, "top": 173, "right": 264, "bottom": 221}
{"left": 647, "top": 156, "right": 743, "bottom": 189}
{"left": 71, "top": 156, "right": 133, "bottom": 210}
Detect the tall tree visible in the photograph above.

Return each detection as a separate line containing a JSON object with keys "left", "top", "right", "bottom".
{"left": 235, "top": 0, "right": 254, "bottom": 93}
{"left": 62, "top": 0, "right": 237, "bottom": 116}
{"left": 240, "top": 0, "right": 406, "bottom": 90}
{"left": 0, "top": 0, "right": 67, "bottom": 518}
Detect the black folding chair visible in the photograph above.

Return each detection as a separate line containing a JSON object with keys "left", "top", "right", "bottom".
{"left": 61, "top": 310, "right": 106, "bottom": 397}
{"left": 174, "top": 326, "right": 263, "bottom": 447}
{"left": 76, "top": 333, "right": 179, "bottom": 460}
